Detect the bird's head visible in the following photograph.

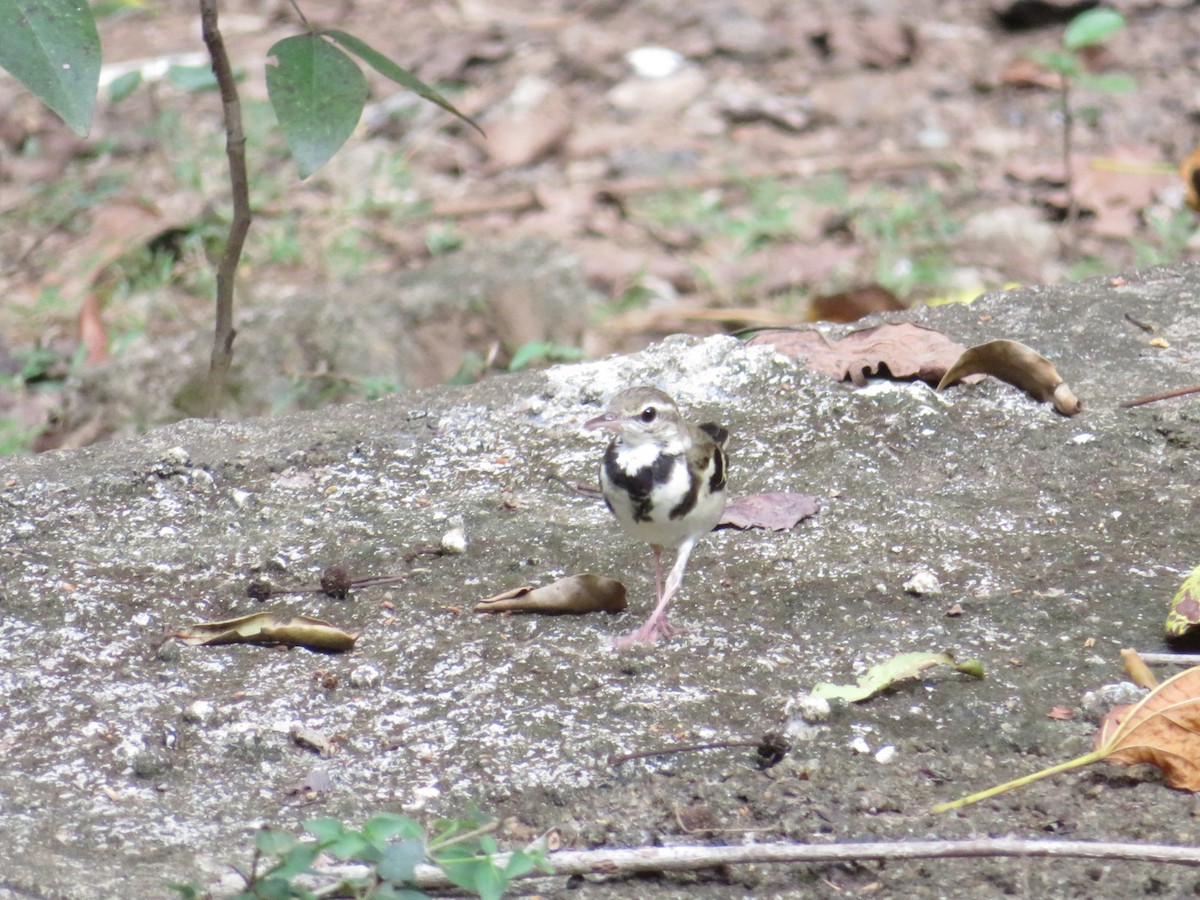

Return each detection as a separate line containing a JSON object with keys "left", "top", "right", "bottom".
{"left": 584, "top": 386, "right": 683, "bottom": 447}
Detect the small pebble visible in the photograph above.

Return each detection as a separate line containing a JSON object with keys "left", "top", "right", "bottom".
{"left": 441, "top": 526, "right": 469, "bottom": 554}
{"left": 904, "top": 569, "right": 942, "bottom": 596}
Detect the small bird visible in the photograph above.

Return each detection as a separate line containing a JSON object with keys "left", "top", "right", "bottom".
{"left": 585, "top": 386, "right": 728, "bottom": 646}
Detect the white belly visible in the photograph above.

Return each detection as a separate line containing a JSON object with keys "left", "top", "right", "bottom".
{"left": 601, "top": 445, "right": 725, "bottom": 549}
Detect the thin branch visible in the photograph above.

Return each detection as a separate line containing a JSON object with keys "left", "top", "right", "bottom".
{"left": 287, "top": 0, "right": 313, "bottom": 30}
{"left": 312, "top": 837, "right": 1200, "bottom": 891}
{"left": 1138, "top": 653, "right": 1200, "bottom": 667}
{"left": 199, "top": 0, "right": 252, "bottom": 416}
{"left": 1120, "top": 386, "right": 1200, "bottom": 409}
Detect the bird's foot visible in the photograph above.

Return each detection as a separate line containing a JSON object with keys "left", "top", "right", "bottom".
{"left": 611, "top": 615, "right": 683, "bottom": 649}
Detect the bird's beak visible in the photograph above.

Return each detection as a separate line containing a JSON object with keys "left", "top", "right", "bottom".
{"left": 584, "top": 411, "right": 619, "bottom": 432}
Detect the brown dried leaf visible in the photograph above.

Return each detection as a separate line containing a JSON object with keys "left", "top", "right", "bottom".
{"left": 808, "top": 284, "right": 906, "bottom": 324}
{"left": 720, "top": 492, "right": 820, "bottom": 531}
{"left": 1097, "top": 666, "right": 1200, "bottom": 790}
{"left": 936, "top": 338, "right": 1082, "bottom": 416}
{"left": 748, "top": 322, "right": 971, "bottom": 386}
{"left": 474, "top": 574, "right": 627, "bottom": 615}
{"left": 173, "top": 613, "right": 359, "bottom": 652}
{"left": 934, "top": 664, "right": 1200, "bottom": 812}
{"left": 1121, "top": 648, "right": 1160, "bottom": 689}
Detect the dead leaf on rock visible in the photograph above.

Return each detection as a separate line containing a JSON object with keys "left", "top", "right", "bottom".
{"left": 1072, "top": 152, "right": 1176, "bottom": 239}
{"left": 173, "top": 613, "right": 359, "bottom": 652}
{"left": 1165, "top": 564, "right": 1200, "bottom": 642}
{"left": 808, "top": 284, "right": 906, "bottom": 323}
{"left": 720, "top": 492, "right": 820, "bottom": 531}
{"left": 748, "top": 322, "right": 973, "bottom": 386}
{"left": 1119, "top": 648, "right": 1158, "bottom": 690}
{"left": 936, "top": 338, "right": 1082, "bottom": 416}
{"left": 291, "top": 725, "right": 335, "bottom": 757}
{"left": 935, "top": 664, "right": 1200, "bottom": 812}
{"left": 474, "top": 573, "right": 627, "bottom": 615}
{"left": 812, "top": 651, "right": 984, "bottom": 703}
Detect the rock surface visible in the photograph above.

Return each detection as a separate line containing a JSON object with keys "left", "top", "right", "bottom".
{"left": 2, "top": 263, "right": 1199, "bottom": 898}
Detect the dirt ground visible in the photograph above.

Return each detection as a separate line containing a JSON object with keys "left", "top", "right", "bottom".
{"left": 2, "top": 0, "right": 1199, "bottom": 448}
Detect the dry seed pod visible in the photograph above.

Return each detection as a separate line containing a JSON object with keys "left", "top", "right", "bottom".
{"left": 937, "top": 339, "right": 1082, "bottom": 416}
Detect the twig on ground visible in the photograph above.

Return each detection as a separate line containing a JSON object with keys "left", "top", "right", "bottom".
{"left": 323, "top": 837, "right": 1200, "bottom": 891}
{"left": 1120, "top": 386, "right": 1200, "bottom": 409}
{"left": 1136, "top": 653, "right": 1200, "bottom": 667}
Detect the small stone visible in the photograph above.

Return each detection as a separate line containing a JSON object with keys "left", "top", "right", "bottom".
{"left": 904, "top": 569, "right": 943, "bottom": 596}
{"left": 786, "top": 692, "right": 832, "bottom": 723}
{"left": 350, "top": 665, "right": 381, "bottom": 689}
{"left": 874, "top": 745, "right": 896, "bottom": 764}
{"left": 625, "top": 46, "right": 684, "bottom": 79}
{"left": 182, "top": 700, "right": 218, "bottom": 727}
{"left": 440, "top": 526, "right": 469, "bottom": 555}
{"left": 849, "top": 736, "right": 872, "bottom": 754}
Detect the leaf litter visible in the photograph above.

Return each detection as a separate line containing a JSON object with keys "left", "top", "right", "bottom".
{"left": 812, "top": 650, "right": 984, "bottom": 703}
{"left": 172, "top": 612, "right": 360, "bottom": 652}
{"left": 934, "top": 660, "right": 1200, "bottom": 812}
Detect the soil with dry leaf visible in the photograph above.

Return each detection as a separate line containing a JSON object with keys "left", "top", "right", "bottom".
{"left": 1, "top": 0, "right": 1198, "bottom": 445}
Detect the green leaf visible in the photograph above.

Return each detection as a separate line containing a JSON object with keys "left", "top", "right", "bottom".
{"left": 1027, "top": 48, "right": 1078, "bottom": 77}
{"left": 471, "top": 861, "right": 508, "bottom": 900}
{"left": 1075, "top": 72, "right": 1137, "bottom": 93}
{"left": 362, "top": 812, "right": 425, "bottom": 844}
{"left": 323, "top": 831, "right": 375, "bottom": 861}
{"left": 265, "top": 843, "right": 321, "bottom": 881}
{"left": 437, "top": 854, "right": 488, "bottom": 893}
{"left": 0, "top": 0, "right": 100, "bottom": 135}
{"left": 166, "top": 63, "right": 218, "bottom": 93}
{"left": 303, "top": 817, "right": 346, "bottom": 844}
{"left": 1064, "top": 8, "right": 1124, "bottom": 50}
{"left": 266, "top": 33, "right": 368, "bottom": 179}
{"left": 376, "top": 838, "right": 426, "bottom": 883}
{"left": 812, "top": 651, "right": 985, "bottom": 703}
{"left": 107, "top": 69, "right": 141, "bottom": 103}
{"left": 321, "top": 30, "right": 484, "bottom": 137}
{"left": 254, "top": 829, "right": 298, "bottom": 856}
{"left": 503, "top": 848, "right": 539, "bottom": 879}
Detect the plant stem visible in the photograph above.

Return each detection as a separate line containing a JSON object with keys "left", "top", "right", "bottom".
{"left": 930, "top": 749, "right": 1104, "bottom": 813}
{"left": 425, "top": 819, "right": 499, "bottom": 854}
{"left": 199, "top": 0, "right": 252, "bottom": 417}
{"left": 1060, "top": 73, "right": 1078, "bottom": 243}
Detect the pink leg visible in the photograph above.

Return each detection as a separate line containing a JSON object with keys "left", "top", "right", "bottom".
{"left": 613, "top": 538, "right": 696, "bottom": 648}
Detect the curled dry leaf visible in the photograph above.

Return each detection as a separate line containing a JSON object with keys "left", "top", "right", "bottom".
{"left": 1121, "top": 648, "right": 1160, "bottom": 689}
{"left": 812, "top": 650, "right": 984, "bottom": 703}
{"left": 936, "top": 339, "right": 1082, "bottom": 416}
{"left": 748, "top": 323, "right": 974, "bottom": 387}
{"left": 720, "top": 492, "right": 820, "bottom": 532}
{"left": 474, "top": 573, "right": 627, "bottom": 615}
{"left": 1165, "top": 565, "right": 1200, "bottom": 642}
{"left": 173, "top": 612, "right": 359, "bottom": 652}
{"left": 934, "top": 665, "right": 1200, "bottom": 813}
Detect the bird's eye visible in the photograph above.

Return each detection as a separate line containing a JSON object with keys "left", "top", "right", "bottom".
{"left": 639, "top": 406, "right": 657, "bottom": 423}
